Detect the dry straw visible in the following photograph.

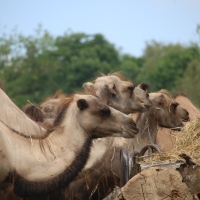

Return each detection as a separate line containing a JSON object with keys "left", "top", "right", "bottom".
{"left": 143, "top": 115, "right": 200, "bottom": 166}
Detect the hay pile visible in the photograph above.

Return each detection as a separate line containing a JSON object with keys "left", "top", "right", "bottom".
{"left": 143, "top": 115, "right": 200, "bottom": 166}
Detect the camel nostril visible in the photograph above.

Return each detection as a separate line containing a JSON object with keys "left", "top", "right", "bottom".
{"left": 144, "top": 101, "right": 152, "bottom": 108}
{"left": 182, "top": 116, "right": 190, "bottom": 122}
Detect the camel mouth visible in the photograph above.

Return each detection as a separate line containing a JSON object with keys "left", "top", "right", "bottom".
{"left": 182, "top": 118, "right": 190, "bottom": 122}
{"left": 145, "top": 101, "right": 153, "bottom": 109}
{"left": 122, "top": 126, "right": 139, "bottom": 138}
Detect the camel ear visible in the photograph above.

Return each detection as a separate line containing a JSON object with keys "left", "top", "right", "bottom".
{"left": 54, "top": 90, "right": 63, "bottom": 98}
{"left": 138, "top": 83, "right": 150, "bottom": 92}
{"left": 107, "top": 83, "right": 117, "bottom": 96}
{"left": 77, "top": 99, "right": 88, "bottom": 111}
{"left": 170, "top": 101, "right": 178, "bottom": 112}
{"left": 83, "top": 82, "right": 94, "bottom": 93}
{"left": 23, "top": 104, "right": 44, "bottom": 122}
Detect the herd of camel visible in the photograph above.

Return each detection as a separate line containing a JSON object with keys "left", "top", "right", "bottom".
{"left": 0, "top": 72, "right": 199, "bottom": 200}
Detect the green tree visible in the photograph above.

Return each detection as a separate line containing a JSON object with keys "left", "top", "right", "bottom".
{"left": 2, "top": 28, "right": 56, "bottom": 107}
{"left": 175, "top": 59, "right": 200, "bottom": 107}
{"left": 118, "top": 54, "right": 144, "bottom": 84}
{"left": 137, "top": 41, "right": 200, "bottom": 91}
{"left": 46, "top": 33, "right": 120, "bottom": 93}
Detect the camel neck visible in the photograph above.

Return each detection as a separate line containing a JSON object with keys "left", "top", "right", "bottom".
{"left": 14, "top": 137, "right": 93, "bottom": 197}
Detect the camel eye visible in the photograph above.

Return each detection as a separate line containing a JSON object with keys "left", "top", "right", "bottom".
{"left": 100, "top": 108, "right": 111, "bottom": 118}
{"left": 45, "top": 108, "right": 52, "bottom": 113}
{"left": 111, "top": 84, "right": 116, "bottom": 97}
{"left": 146, "top": 93, "right": 149, "bottom": 98}
{"left": 173, "top": 102, "right": 178, "bottom": 107}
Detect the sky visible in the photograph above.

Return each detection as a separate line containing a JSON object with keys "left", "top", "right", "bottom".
{"left": 0, "top": 0, "right": 200, "bottom": 57}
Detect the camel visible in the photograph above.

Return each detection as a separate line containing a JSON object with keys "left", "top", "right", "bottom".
{"left": 83, "top": 73, "right": 152, "bottom": 113}
{"left": 129, "top": 90, "right": 189, "bottom": 154}
{"left": 157, "top": 93, "right": 199, "bottom": 152}
{"left": 0, "top": 91, "right": 139, "bottom": 198}
{"left": 173, "top": 93, "right": 200, "bottom": 120}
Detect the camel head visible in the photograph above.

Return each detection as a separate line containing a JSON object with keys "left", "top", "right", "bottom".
{"left": 22, "top": 103, "right": 45, "bottom": 123}
{"left": 71, "top": 94, "right": 139, "bottom": 138}
{"left": 40, "top": 90, "right": 68, "bottom": 119}
{"left": 175, "top": 105, "right": 189, "bottom": 122}
{"left": 149, "top": 91, "right": 185, "bottom": 130}
{"left": 23, "top": 90, "right": 70, "bottom": 129}
{"left": 173, "top": 93, "right": 199, "bottom": 121}
{"left": 83, "top": 74, "right": 152, "bottom": 114}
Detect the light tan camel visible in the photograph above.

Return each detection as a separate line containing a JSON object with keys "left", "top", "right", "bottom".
{"left": 0, "top": 91, "right": 138, "bottom": 198}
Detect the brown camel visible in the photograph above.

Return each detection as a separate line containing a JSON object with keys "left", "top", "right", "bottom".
{"left": 174, "top": 93, "right": 200, "bottom": 120}
{"left": 157, "top": 93, "right": 199, "bottom": 152}
{"left": 129, "top": 90, "right": 189, "bottom": 154}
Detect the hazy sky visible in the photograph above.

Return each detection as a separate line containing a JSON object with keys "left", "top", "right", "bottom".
{"left": 1, "top": 0, "right": 200, "bottom": 56}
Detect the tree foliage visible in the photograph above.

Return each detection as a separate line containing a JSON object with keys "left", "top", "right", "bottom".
{"left": 137, "top": 41, "right": 200, "bottom": 91}
{"left": 175, "top": 59, "right": 200, "bottom": 106}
